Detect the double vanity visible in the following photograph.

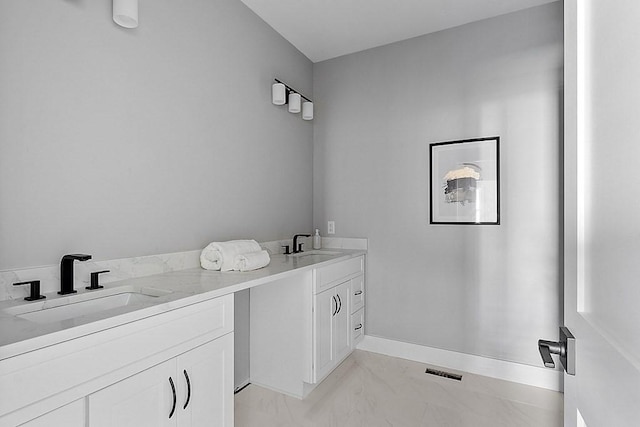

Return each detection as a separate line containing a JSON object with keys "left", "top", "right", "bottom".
{"left": 0, "top": 248, "right": 366, "bottom": 426}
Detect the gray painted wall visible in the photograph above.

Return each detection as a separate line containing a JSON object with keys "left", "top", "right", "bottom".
{"left": 313, "top": 3, "right": 563, "bottom": 366}
{"left": 0, "top": 0, "right": 313, "bottom": 270}
{"left": 0, "top": 0, "right": 312, "bottom": 390}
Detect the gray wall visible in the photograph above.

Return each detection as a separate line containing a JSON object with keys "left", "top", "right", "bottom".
{"left": 0, "top": 0, "right": 312, "bottom": 390}
{"left": 313, "top": 3, "right": 563, "bottom": 366}
{"left": 0, "top": 0, "right": 313, "bottom": 270}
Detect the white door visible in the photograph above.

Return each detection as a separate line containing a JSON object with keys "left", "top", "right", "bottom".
{"left": 177, "top": 334, "right": 234, "bottom": 427}
{"left": 89, "top": 359, "right": 178, "bottom": 427}
{"left": 564, "top": 1, "right": 640, "bottom": 425}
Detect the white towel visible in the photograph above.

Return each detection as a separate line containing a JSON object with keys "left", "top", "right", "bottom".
{"left": 233, "top": 250, "right": 271, "bottom": 272}
{"left": 200, "top": 240, "right": 262, "bottom": 271}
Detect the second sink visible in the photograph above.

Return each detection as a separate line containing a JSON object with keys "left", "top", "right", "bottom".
{"left": 289, "top": 250, "right": 343, "bottom": 258}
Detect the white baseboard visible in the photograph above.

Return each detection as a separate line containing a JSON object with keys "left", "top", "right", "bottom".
{"left": 357, "top": 335, "right": 563, "bottom": 392}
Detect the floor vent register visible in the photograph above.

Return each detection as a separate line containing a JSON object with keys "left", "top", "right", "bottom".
{"left": 424, "top": 368, "right": 463, "bottom": 381}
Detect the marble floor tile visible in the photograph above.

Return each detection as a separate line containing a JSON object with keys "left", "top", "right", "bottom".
{"left": 235, "top": 350, "right": 563, "bottom": 427}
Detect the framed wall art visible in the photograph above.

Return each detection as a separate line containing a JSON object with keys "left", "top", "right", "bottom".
{"left": 429, "top": 136, "right": 500, "bottom": 225}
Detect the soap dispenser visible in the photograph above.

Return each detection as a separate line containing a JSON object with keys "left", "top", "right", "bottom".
{"left": 313, "top": 229, "right": 321, "bottom": 249}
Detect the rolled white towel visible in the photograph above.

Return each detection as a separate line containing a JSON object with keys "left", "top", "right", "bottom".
{"left": 200, "top": 240, "right": 262, "bottom": 271}
{"left": 233, "top": 250, "right": 271, "bottom": 272}
{"left": 200, "top": 256, "right": 221, "bottom": 271}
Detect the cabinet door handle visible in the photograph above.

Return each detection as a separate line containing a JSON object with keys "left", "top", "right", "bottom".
{"left": 183, "top": 369, "right": 191, "bottom": 409}
{"left": 354, "top": 290, "right": 363, "bottom": 296}
{"left": 336, "top": 294, "right": 342, "bottom": 314}
{"left": 355, "top": 323, "right": 363, "bottom": 331}
{"left": 332, "top": 296, "right": 337, "bottom": 316}
{"left": 168, "top": 376, "right": 177, "bottom": 419}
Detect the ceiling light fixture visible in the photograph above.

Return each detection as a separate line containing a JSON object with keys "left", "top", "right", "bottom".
{"left": 271, "top": 79, "right": 313, "bottom": 120}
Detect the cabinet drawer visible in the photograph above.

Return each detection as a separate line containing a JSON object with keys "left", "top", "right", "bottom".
{"left": 351, "top": 309, "right": 364, "bottom": 346}
{"left": 350, "top": 276, "right": 364, "bottom": 314}
{"left": 314, "top": 256, "right": 363, "bottom": 294}
{"left": 18, "top": 400, "right": 85, "bottom": 427}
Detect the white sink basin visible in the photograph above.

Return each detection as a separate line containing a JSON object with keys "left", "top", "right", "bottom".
{"left": 289, "top": 250, "right": 343, "bottom": 258}
{"left": 4, "top": 286, "right": 171, "bottom": 324}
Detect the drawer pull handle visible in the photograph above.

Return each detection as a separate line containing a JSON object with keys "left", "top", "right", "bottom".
{"left": 183, "top": 369, "right": 191, "bottom": 409}
{"left": 336, "top": 294, "right": 342, "bottom": 314}
{"left": 355, "top": 323, "right": 363, "bottom": 331}
{"left": 354, "top": 290, "right": 363, "bottom": 296}
{"left": 169, "top": 376, "right": 177, "bottom": 419}
{"left": 332, "top": 296, "right": 337, "bottom": 316}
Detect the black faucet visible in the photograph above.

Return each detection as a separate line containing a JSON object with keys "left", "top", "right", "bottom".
{"left": 292, "top": 234, "right": 311, "bottom": 254}
{"left": 59, "top": 254, "right": 92, "bottom": 295}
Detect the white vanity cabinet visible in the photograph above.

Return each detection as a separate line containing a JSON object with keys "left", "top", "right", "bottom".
{"left": 313, "top": 281, "right": 351, "bottom": 382}
{"left": 89, "top": 334, "right": 233, "bottom": 427}
{"left": 250, "top": 255, "right": 365, "bottom": 399}
{"left": 312, "top": 256, "right": 365, "bottom": 382}
{"left": 1, "top": 294, "right": 234, "bottom": 427}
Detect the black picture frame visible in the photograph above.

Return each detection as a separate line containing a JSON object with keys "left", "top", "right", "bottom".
{"left": 429, "top": 136, "right": 500, "bottom": 225}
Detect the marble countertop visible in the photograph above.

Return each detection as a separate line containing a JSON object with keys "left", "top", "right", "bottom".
{"left": 0, "top": 249, "right": 365, "bottom": 361}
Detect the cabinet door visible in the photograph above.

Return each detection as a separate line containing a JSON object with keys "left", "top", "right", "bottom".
{"left": 19, "top": 399, "right": 85, "bottom": 427}
{"left": 333, "top": 281, "right": 351, "bottom": 363}
{"left": 89, "top": 359, "right": 178, "bottom": 427}
{"left": 177, "top": 333, "right": 234, "bottom": 427}
{"left": 313, "top": 287, "right": 336, "bottom": 382}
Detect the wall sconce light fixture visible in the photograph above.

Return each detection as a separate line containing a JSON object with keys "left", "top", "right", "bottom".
{"left": 288, "top": 93, "right": 301, "bottom": 113}
{"left": 271, "top": 79, "right": 313, "bottom": 120}
{"left": 272, "top": 82, "right": 286, "bottom": 105}
{"left": 113, "top": 0, "right": 139, "bottom": 29}
{"left": 302, "top": 101, "right": 314, "bottom": 120}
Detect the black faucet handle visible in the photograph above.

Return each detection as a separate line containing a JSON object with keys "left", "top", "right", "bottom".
{"left": 87, "top": 270, "right": 110, "bottom": 290}
{"left": 297, "top": 242, "right": 305, "bottom": 252}
{"left": 281, "top": 245, "right": 291, "bottom": 255}
{"left": 14, "top": 280, "right": 46, "bottom": 301}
